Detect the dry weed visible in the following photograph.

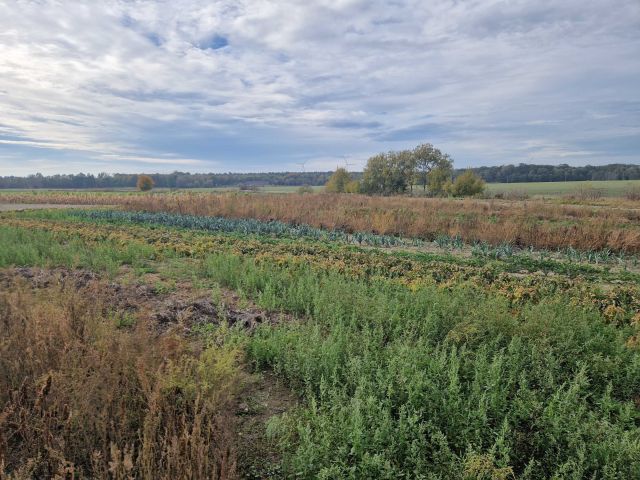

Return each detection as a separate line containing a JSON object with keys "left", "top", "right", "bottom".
{"left": 0, "top": 277, "right": 241, "bottom": 479}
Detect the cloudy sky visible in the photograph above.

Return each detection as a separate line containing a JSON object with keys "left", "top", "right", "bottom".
{"left": 0, "top": 0, "right": 638, "bottom": 175}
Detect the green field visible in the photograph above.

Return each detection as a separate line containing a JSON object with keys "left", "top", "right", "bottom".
{"left": 237, "top": 180, "right": 638, "bottom": 197}
{"left": 486, "top": 179, "right": 640, "bottom": 197}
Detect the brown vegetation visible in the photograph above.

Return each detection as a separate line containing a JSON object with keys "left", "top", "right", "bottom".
{"left": 563, "top": 186, "right": 605, "bottom": 202}
{"left": 0, "top": 271, "right": 241, "bottom": 479}
{"left": 121, "top": 193, "right": 640, "bottom": 252}
{"left": 2, "top": 191, "right": 640, "bottom": 251}
{"left": 136, "top": 174, "right": 154, "bottom": 191}
{"left": 625, "top": 187, "right": 640, "bottom": 201}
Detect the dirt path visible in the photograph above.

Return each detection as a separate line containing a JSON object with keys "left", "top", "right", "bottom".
{"left": 235, "top": 371, "right": 299, "bottom": 479}
{"left": 1, "top": 265, "right": 287, "bottom": 333}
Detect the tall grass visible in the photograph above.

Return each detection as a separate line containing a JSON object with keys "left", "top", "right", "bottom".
{"left": 3, "top": 191, "right": 639, "bottom": 252}
{"left": 0, "top": 279, "right": 242, "bottom": 479}
{"left": 202, "top": 254, "right": 640, "bottom": 479}
{"left": 68, "top": 209, "right": 421, "bottom": 247}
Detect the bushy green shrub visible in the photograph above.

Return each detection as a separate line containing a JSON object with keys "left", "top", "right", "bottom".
{"left": 325, "top": 168, "right": 352, "bottom": 193}
{"left": 446, "top": 170, "right": 485, "bottom": 197}
{"left": 297, "top": 185, "right": 314, "bottom": 194}
{"left": 202, "top": 253, "right": 640, "bottom": 479}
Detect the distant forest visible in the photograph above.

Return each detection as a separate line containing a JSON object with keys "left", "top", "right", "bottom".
{"left": 469, "top": 163, "right": 640, "bottom": 183}
{"left": 0, "top": 171, "right": 337, "bottom": 189}
{"left": 1, "top": 163, "right": 639, "bottom": 189}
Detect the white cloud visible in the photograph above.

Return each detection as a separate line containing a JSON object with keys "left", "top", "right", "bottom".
{"left": 0, "top": 0, "right": 638, "bottom": 175}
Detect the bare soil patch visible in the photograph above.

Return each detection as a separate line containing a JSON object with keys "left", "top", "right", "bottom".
{"left": 0, "top": 266, "right": 282, "bottom": 333}
{"left": 236, "top": 371, "right": 299, "bottom": 479}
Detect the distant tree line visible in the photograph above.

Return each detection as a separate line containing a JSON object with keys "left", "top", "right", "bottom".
{"left": 1, "top": 163, "right": 638, "bottom": 189}
{"left": 0, "top": 171, "right": 344, "bottom": 189}
{"left": 465, "top": 163, "right": 640, "bottom": 183}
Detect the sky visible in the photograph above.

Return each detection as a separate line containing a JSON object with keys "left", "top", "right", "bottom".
{"left": 0, "top": 0, "right": 639, "bottom": 175}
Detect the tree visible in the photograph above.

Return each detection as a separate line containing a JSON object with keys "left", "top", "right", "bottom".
{"left": 6, "top": 164, "right": 640, "bottom": 190}
{"left": 412, "top": 143, "right": 452, "bottom": 191}
{"left": 445, "top": 170, "right": 485, "bottom": 197}
{"left": 136, "top": 174, "right": 154, "bottom": 191}
{"left": 361, "top": 153, "right": 389, "bottom": 194}
{"left": 427, "top": 163, "right": 453, "bottom": 196}
{"left": 325, "top": 168, "right": 352, "bottom": 193}
{"left": 394, "top": 150, "right": 416, "bottom": 193}
{"left": 345, "top": 180, "right": 360, "bottom": 193}
{"left": 361, "top": 152, "right": 412, "bottom": 195}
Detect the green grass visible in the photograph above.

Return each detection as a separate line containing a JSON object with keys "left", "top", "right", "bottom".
{"left": 0, "top": 225, "right": 157, "bottom": 276}
{"left": 0, "top": 188, "right": 140, "bottom": 193}
{"left": 22, "top": 208, "right": 640, "bottom": 279}
{"left": 486, "top": 179, "right": 640, "bottom": 197}
{"left": 256, "top": 185, "right": 324, "bottom": 193}
{"left": 205, "top": 253, "right": 640, "bottom": 479}
{"left": 1, "top": 216, "right": 639, "bottom": 478}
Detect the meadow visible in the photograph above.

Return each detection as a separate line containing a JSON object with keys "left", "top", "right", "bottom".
{"left": 1, "top": 189, "right": 639, "bottom": 479}
{"left": 486, "top": 179, "right": 640, "bottom": 198}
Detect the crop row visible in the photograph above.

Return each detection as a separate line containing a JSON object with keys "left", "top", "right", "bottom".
{"left": 68, "top": 209, "right": 424, "bottom": 248}
{"left": 208, "top": 253, "right": 640, "bottom": 478}
{"left": 4, "top": 216, "right": 639, "bottom": 324}
{"left": 2, "top": 191, "right": 640, "bottom": 252}
{"left": 69, "top": 209, "right": 640, "bottom": 267}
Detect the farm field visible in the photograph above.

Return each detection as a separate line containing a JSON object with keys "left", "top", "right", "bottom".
{"left": 0, "top": 180, "right": 640, "bottom": 198}
{"left": 2, "top": 189, "right": 640, "bottom": 252}
{"left": 1, "top": 192, "right": 640, "bottom": 479}
{"left": 0, "top": 185, "right": 325, "bottom": 194}
{"left": 2, "top": 179, "right": 638, "bottom": 196}
{"left": 3, "top": 0, "right": 639, "bottom": 477}
{"left": 486, "top": 179, "right": 640, "bottom": 198}
{"left": 0, "top": 203, "right": 107, "bottom": 212}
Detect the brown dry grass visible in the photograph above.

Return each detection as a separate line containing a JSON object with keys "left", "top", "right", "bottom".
{"left": 119, "top": 192, "right": 640, "bottom": 252}
{"left": 0, "top": 275, "right": 241, "bottom": 479}
{"left": 625, "top": 187, "right": 640, "bottom": 201}
{"left": 2, "top": 191, "right": 640, "bottom": 252}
